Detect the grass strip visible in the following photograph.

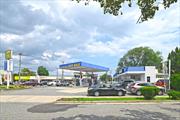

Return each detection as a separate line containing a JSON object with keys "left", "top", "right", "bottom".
{"left": 57, "top": 96, "right": 175, "bottom": 102}
{"left": 0, "top": 85, "right": 31, "bottom": 90}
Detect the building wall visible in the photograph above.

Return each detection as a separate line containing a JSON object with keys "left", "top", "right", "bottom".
{"left": 115, "top": 66, "right": 159, "bottom": 83}
{"left": 145, "top": 66, "right": 157, "bottom": 83}
{"left": 140, "top": 74, "right": 145, "bottom": 81}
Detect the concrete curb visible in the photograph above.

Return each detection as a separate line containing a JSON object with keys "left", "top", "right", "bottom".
{"left": 55, "top": 101, "right": 180, "bottom": 105}
{"left": 55, "top": 99, "right": 180, "bottom": 104}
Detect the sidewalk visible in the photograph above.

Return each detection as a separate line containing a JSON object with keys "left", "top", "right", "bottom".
{"left": 0, "top": 95, "right": 170, "bottom": 103}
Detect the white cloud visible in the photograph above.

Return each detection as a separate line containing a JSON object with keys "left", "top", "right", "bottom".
{"left": 1, "top": 0, "right": 179, "bottom": 74}
{"left": 54, "top": 51, "right": 71, "bottom": 59}
{"left": 0, "top": 33, "right": 21, "bottom": 42}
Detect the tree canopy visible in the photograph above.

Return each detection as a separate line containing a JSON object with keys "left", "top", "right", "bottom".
{"left": 100, "top": 73, "right": 112, "bottom": 82}
{"left": 168, "top": 47, "right": 180, "bottom": 74}
{"left": 20, "top": 68, "right": 36, "bottom": 76}
{"left": 37, "top": 66, "right": 49, "bottom": 76}
{"left": 116, "top": 47, "right": 162, "bottom": 73}
{"left": 74, "top": 0, "right": 177, "bottom": 23}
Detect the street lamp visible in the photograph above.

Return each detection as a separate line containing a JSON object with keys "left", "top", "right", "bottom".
{"left": 18, "top": 53, "right": 22, "bottom": 82}
{"left": 61, "top": 61, "right": 64, "bottom": 81}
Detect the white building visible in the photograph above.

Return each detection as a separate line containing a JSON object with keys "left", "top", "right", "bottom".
{"left": 114, "top": 66, "right": 168, "bottom": 83}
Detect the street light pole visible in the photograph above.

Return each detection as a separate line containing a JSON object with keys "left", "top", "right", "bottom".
{"left": 169, "top": 60, "right": 171, "bottom": 90}
{"left": 61, "top": 61, "right": 64, "bottom": 81}
{"left": 18, "top": 53, "right": 22, "bottom": 82}
{"left": 56, "top": 68, "right": 59, "bottom": 80}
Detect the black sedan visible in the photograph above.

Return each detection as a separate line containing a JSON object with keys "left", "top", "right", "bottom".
{"left": 87, "top": 84, "right": 126, "bottom": 96}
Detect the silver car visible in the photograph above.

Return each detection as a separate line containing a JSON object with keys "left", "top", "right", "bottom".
{"left": 127, "top": 82, "right": 165, "bottom": 96}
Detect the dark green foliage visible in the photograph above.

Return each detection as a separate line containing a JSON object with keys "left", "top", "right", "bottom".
{"left": 170, "top": 74, "right": 180, "bottom": 91}
{"left": 168, "top": 47, "right": 180, "bottom": 74}
{"left": 140, "top": 86, "right": 160, "bottom": 100}
{"left": 168, "top": 90, "right": 180, "bottom": 100}
{"left": 116, "top": 47, "right": 162, "bottom": 73}
{"left": 37, "top": 66, "right": 49, "bottom": 76}
{"left": 73, "top": 0, "right": 177, "bottom": 23}
{"left": 21, "top": 68, "right": 36, "bottom": 76}
{"left": 100, "top": 73, "right": 112, "bottom": 82}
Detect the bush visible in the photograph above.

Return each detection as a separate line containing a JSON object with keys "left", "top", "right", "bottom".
{"left": 140, "top": 87, "right": 160, "bottom": 100}
{"left": 171, "top": 74, "right": 180, "bottom": 91}
{"left": 168, "top": 90, "right": 180, "bottom": 100}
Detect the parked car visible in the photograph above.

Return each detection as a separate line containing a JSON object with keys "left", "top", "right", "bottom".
{"left": 121, "top": 79, "right": 135, "bottom": 89}
{"left": 21, "top": 80, "right": 39, "bottom": 86}
{"left": 47, "top": 81, "right": 57, "bottom": 86}
{"left": 127, "top": 82, "right": 165, "bottom": 96}
{"left": 39, "top": 80, "right": 49, "bottom": 86}
{"left": 2, "top": 81, "right": 14, "bottom": 85}
{"left": 155, "top": 79, "right": 170, "bottom": 89}
{"left": 87, "top": 84, "right": 126, "bottom": 96}
{"left": 56, "top": 81, "right": 69, "bottom": 86}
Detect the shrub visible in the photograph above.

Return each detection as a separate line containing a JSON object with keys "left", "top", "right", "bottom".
{"left": 140, "top": 86, "right": 160, "bottom": 100}
{"left": 168, "top": 90, "right": 180, "bottom": 100}
{"left": 171, "top": 74, "right": 180, "bottom": 91}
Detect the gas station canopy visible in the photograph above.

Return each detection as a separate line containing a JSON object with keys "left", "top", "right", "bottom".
{"left": 59, "top": 61, "right": 109, "bottom": 72}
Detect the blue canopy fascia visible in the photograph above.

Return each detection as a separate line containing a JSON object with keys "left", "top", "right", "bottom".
{"left": 59, "top": 61, "right": 109, "bottom": 72}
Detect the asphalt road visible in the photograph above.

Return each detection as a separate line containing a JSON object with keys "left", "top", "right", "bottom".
{"left": 0, "top": 86, "right": 88, "bottom": 96}
{"left": 0, "top": 86, "right": 180, "bottom": 120}
{"left": 0, "top": 102, "right": 180, "bottom": 120}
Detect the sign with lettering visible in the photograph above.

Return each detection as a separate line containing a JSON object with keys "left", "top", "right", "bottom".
{"left": 62, "top": 63, "right": 81, "bottom": 69}
{"left": 5, "top": 50, "right": 12, "bottom": 60}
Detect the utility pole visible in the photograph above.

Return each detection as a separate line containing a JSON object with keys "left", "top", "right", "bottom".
{"left": 18, "top": 53, "right": 22, "bottom": 82}
{"left": 56, "top": 68, "right": 59, "bottom": 80}
{"left": 169, "top": 60, "right": 171, "bottom": 90}
{"left": 61, "top": 61, "right": 64, "bottom": 81}
{"left": 0, "top": 52, "right": 3, "bottom": 85}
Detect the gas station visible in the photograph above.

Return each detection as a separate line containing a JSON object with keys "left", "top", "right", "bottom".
{"left": 59, "top": 61, "right": 109, "bottom": 86}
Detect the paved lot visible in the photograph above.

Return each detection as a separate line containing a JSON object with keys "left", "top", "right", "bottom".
{"left": 0, "top": 86, "right": 88, "bottom": 103}
{"left": 0, "top": 102, "right": 180, "bottom": 120}
{"left": 0, "top": 86, "right": 88, "bottom": 96}
{"left": 0, "top": 86, "right": 180, "bottom": 120}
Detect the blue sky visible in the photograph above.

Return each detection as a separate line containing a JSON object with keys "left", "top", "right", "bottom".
{"left": 0, "top": 0, "right": 180, "bottom": 75}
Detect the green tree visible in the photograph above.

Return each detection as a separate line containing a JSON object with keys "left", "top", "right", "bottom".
{"left": 168, "top": 47, "right": 180, "bottom": 91}
{"left": 74, "top": 0, "right": 177, "bottom": 23}
{"left": 100, "top": 73, "right": 112, "bottom": 82}
{"left": 37, "top": 66, "right": 49, "bottom": 76}
{"left": 20, "top": 68, "right": 36, "bottom": 76}
{"left": 116, "top": 47, "right": 162, "bottom": 73}
{"left": 170, "top": 73, "right": 180, "bottom": 91}
{"left": 168, "top": 47, "right": 180, "bottom": 74}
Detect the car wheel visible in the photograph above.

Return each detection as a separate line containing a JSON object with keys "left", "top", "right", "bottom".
{"left": 136, "top": 91, "right": 141, "bottom": 96}
{"left": 118, "top": 91, "right": 123, "bottom": 96}
{"left": 94, "top": 91, "right": 99, "bottom": 96}
{"left": 158, "top": 90, "right": 164, "bottom": 95}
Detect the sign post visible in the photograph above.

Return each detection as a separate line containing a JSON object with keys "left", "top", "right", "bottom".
{"left": 5, "top": 50, "right": 13, "bottom": 89}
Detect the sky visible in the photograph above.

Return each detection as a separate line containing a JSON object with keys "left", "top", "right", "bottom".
{"left": 0, "top": 0, "right": 180, "bottom": 75}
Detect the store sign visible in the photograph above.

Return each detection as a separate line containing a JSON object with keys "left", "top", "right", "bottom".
{"left": 5, "top": 50, "right": 12, "bottom": 60}
{"left": 4, "top": 61, "right": 7, "bottom": 71}
{"left": 62, "top": 63, "right": 81, "bottom": 69}
{"left": 4, "top": 60, "right": 13, "bottom": 71}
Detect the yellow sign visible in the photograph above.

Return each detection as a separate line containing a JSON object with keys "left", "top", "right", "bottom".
{"left": 62, "top": 63, "right": 81, "bottom": 69}
{"left": 14, "top": 76, "right": 30, "bottom": 81}
{"left": 5, "top": 50, "right": 12, "bottom": 60}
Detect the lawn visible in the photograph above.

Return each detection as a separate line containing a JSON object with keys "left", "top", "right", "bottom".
{"left": 57, "top": 96, "right": 178, "bottom": 102}
{"left": 0, "top": 85, "right": 31, "bottom": 90}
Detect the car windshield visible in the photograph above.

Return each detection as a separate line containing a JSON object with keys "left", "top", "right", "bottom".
{"left": 146, "top": 83, "right": 155, "bottom": 86}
